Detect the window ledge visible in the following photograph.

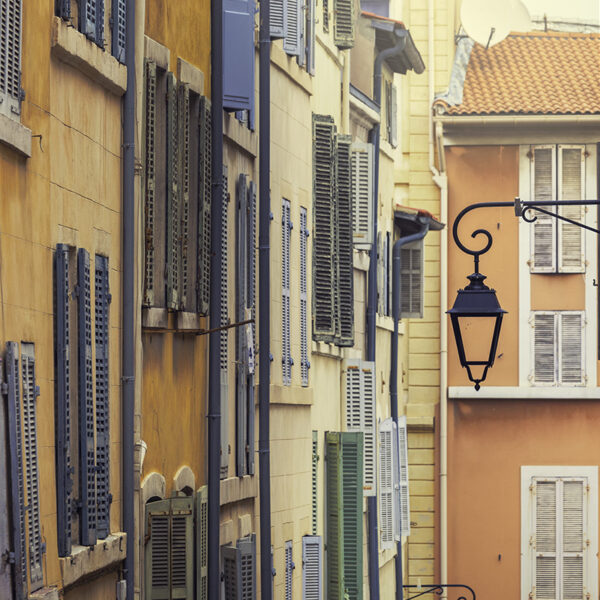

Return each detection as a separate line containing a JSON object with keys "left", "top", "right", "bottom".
{"left": 30, "top": 588, "right": 59, "bottom": 600}
{"left": 224, "top": 112, "right": 257, "bottom": 157}
{"left": 0, "top": 112, "right": 32, "bottom": 157}
{"left": 142, "top": 307, "right": 169, "bottom": 330}
{"left": 311, "top": 340, "right": 344, "bottom": 359}
{"left": 51, "top": 16, "right": 127, "bottom": 96}
{"left": 376, "top": 314, "right": 405, "bottom": 334}
{"left": 270, "top": 383, "right": 313, "bottom": 405}
{"left": 448, "top": 386, "right": 600, "bottom": 399}
{"left": 59, "top": 532, "right": 127, "bottom": 589}
{"left": 380, "top": 138, "right": 396, "bottom": 161}
{"left": 353, "top": 248, "right": 370, "bottom": 271}
{"left": 220, "top": 475, "right": 257, "bottom": 506}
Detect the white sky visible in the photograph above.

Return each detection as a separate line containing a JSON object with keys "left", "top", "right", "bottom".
{"left": 522, "top": 0, "right": 600, "bottom": 23}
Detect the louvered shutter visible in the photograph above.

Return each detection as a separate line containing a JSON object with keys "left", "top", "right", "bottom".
{"left": 78, "top": 249, "right": 97, "bottom": 546}
{"left": 333, "top": 0, "right": 354, "bottom": 49}
{"left": 533, "top": 313, "right": 556, "bottom": 384}
{"left": 95, "top": 255, "right": 110, "bottom": 540}
{"left": 325, "top": 432, "right": 344, "bottom": 600}
{"left": 56, "top": 0, "right": 71, "bottom": 19}
{"left": 222, "top": 544, "right": 241, "bottom": 600}
{"left": 535, "top": 480, "right": 558, "bottom": 600}
{"left": 285, "top": 540, "right": 293, "bottom": 599}
{"left": 312, "top": 115, "right": 336, "bottom": 341}
{"left": 379, "top": 418, "right": 397, "bottom": 550}
{"left": 55, "top": 245, "right": 73, "bottom": 557}
{"left": 79, "top": 0, "right": 97, "bottom": 40}
{"left": 179, "top": 83, "right": 191, "bottom": 310}
{"left": 270, "top": 0, "right": 287, "bottom": 38}
{"left": 400, "top": 240, "right": 424, "bottom": 319}
{"left": 336, "top": 135, "right": 354, "bottom": 347}
{"left": 284, "top": 0, "right": 302, "bottom": 56}
{"left": 239, "top": 534, "right": 256, "bottom": 598}
{"left": 385, "top": 82, "right": 392, "bottom": 143}
{"left": 390, "top": 84, "right": 398, "bottom": 148}
{"left": 312, "top": 431, "right": 318, "bottom": 535}
{"left": 167, "top": 72, "right": 180, "bottom": 310}
{"left": 0, "top": 0, "right": 23, "bottom": 118}
{"left": 397, "top": 416, "right": 410, "bottom": 537}
{"left": 382, "top": 233, "right": 389, "bottom": 316}
{"left": 196, "top": 486, "right": 209, "bottom": 600}
{"left": 221, "top": 167, "right": 230, "bottom": 479}
{"left": 558, "top": 146, "right": 585, "bottom": 273}
{"left": 560, "top": 313, "right": 583, "bottom": 385}
{"left": 531, "top": 146, "right": 556, "bottom": 273}
{"left": 300, "top": 207, "right": 309, "bottom": 386}
{"left": 145, "top": 498, "right": 170, "bottom": 599}
{"left": 111, "top": 0, "right": 127, "bottom": 63}
{"left": 5, "top": 342, "right": 27, "bottom": 600}
{"left": 198, "top": 96, "right": 212, "bottom": 315}
{"left": 306, "top": 0, "right": 316, "bottom": 75}
{"left": 282, "top": 199, "right": 292, "bottom": 385}
{"left": 0, "top": 357, "right": 13, "bottom": 599}
{"left": 562, "top": 481, "right": 584, "bottom": 600}
{"left": 351, "top": 142, "right": 373, "bottom": 248}
{"left": 302, "top": 535, "right": 322, "bottom": 600}
{"left": 246, "top": 181, "right": 256, "bottom": 476}
{"left": 171, "top": 497, "right": 194, "bottom": 597}
{"left": 95, "top": 0, "right": 105, "bottom": 47}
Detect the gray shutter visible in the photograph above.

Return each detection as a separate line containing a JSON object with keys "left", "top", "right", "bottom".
{"left": 534, "top": 480, "right": 558, "bottom": 600}
{"left": 336, "top": 135, "right": 354, "bottom": 347}
{"left": 5, "top": 342, "right": 27, "bottom": 600}
{"left": 322, "top": 0, "right": 329, "bottom": 32}
{"left": 282, "top": 199, "right": 292, "bottom": 384}
{"left": 270, "top": 0, "right": 287, "bottom": 38}
{"left": 222, "top": 544, "right": 241, "bottom": 600}
{"left": 390, "top": 84, "right": 398, "bottom": 147}
{"left": 562, "top": 480, "right": 584, "bottom": 600}
{"left": 560, "top": 312, "right": 583, "bottom": 385}
{"left": 397, "top": 416, "right": 410, "bottom": 537}
{"left": 198, "top": 96, "right": 212, "bottom": 315}
{"left": 385, "top": 82, "right": 392, "bottom": 143}
{"left": 302, "top": 535, "right": 323, "bottom": 600}
{"left": 333, "top": 0, "right": 354, "bottom": 49}
{"left": 377, "top": 232, "right": 384, "bottom": 315}
{"left": 56, "top": 0, "right": 71, "bottom": 19}
{"left": 285, "top": 540, "right": 294, "bottom": 599}
{"left": 95, "top": 255, "right": 110, "bottom": 540}
{"left": 247, "top": 181, "right": 256, "bottom": 476}
{"left": 79, "top": 0, "right": 97, "bottom": 40}
{"left": 306, "top": 0, "right": 315, "bottom": 75}
{"left": 0, "top": 356, "right": 13, "bottom": 599}
{"left": 533, "top": 313, "right": 556, "bottom": 384}
{"left": 382, "top": 233, "right": 389, "bottom": 316}
{"left": 379, "top": 417, "right": 397, "bottom": 550}
{"left": 350, "top": 142, "right": 373, "bottom": 248}
{"left": 0, "top": 0, "right": 23, "bottom": 118}
{"left": 311, "top": 431, "right": 318, "bottom": 535}
{"left": 312, "top": 115, "right": 336, "bottom": 341}
{"left": 239, "top": 534, "right": 257, "bottom": 598}
{"left": 179, "top": 83, "right": 191, "bottom": 310}
{"left": 284, "top": 0, "right": 302, "bottom": 56}
{"left": 95, "top": 0, "right": 104, "bottom": 47}
{"left": 145, "top": 499, "right": 170, "bottom": 599}
{"left": 300, "top": 207, "right": 309, "bottom": 387}
{"left": 400, "top": 240, "right": 424, "bottom": 319}
{"left": 221, "top": 167, "right": 230, "bottom": 479}
{"left": 387, "top": 231, "right": 393, "bottom": 316}
{"left": 55, "top": 244, "right": 73, "bottom": 557}
{"left": 170, "top": 496, "right": 195, "bottom": 597}
{"left": 196, "top": 486, "right": 209, "bottom": 600}
{"left": 111, "top": 0, "right": 127, "bottom": 63}
{"left": 531, "top": 146, "right": 556, "bottom": 273}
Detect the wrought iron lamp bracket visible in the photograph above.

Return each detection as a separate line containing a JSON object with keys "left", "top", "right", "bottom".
{"left": 403, "top": 584, "right": 476, "bottom": 600}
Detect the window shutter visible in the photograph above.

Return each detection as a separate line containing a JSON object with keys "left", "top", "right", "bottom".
{"left": 285, "top": 540, "right": 293, "bottom": 599}
{"left": 198, "top": 96, "right": 212, "bottom": 315}
{"left": 390, "top": 84, "right": 398, "bottom": 148}
{"left": 325, "top": 432, "right": 344, "bottom": 599}
{"left": 558, "top": 146, "right": 585, "bottom": 273}
{"left": 79, "top": 0, "right": 97, "bottom": 40}
{"left": 379, "top": 418, "right": 397, "bottom": 550}
{"left": 306, "top": 0, "right": 316, "bottom": 75}
{"left": 239, "top": 534, "right": 257, "bottom": 598}
{"left": 95, "top": 255, "right": 110, "bottom": 540}
{"left": 351, "top": 142, "right": 373, "bottom": 248}
{"left": 385, "top": 82, "right": 392, "bottom": 143}
{"left": 559, "top": 312, "right": 583, "bottom": 385}
{"left": 0, "top": 0, "right": 23, "bottom": 118}
{"left": 533, "top": 313, "right": 556, "bottom": 384}
{"left": 535, "top": 480, "right": 558, "bottom": 600}
{"left": 322, "top": 0, "right": 329, "bottom": 32}
{"left": 223, "top": 0, "right": 255, "bottom": 112}
{"left": 111, "top": 0, "right": 127, "bottom": 63}
{"left": 387, "top": 231, "right": 393, "bottom": 316}
{"left": 312, "top": 431, "right": 318, "bottom": 535}
{"left": 397, "top": 416, "right": 410, "bottom": 537}
{"left": 221, "top": 167, "right": 230, "bottom": 479}
{"left": 383, "top": 233, "right": 389, "bottom": 316}
{"left": 5, "top": 342, "right": 27, "bottom": 600}
{"left": 95, "top": 0, "right": 105, "bottom": 47}
{"left": 56, "top": 0, "right": 71, "bottom": 19}
{"left": 282, "top": 199, "right": 292, "bottom": 385}
{"left": 196, "top": 486, "right": 209, "bottom": 600}
{"left": 55, "top": 244, "right": 73, "bottom": 557}
{"left": 300, "top": 207, "right": 310, "bottom": 386}
{"left": 377, "top": 232, "right": 384, "bottom": 315}
{"left": 78, "top": 249, "right": 97, "bottom": 546}
{"left": 333, "top": 0, "right": 354, "bottom": 49}
{"left": 284, "top": 0, "right": 302, "bottom": 56}
{"left": 270, "top": 0, "right": 287, "bottom": 38}
{"left": 222, "top": 544, "right": 241, "bottom": 600}
{"left": 312, "top": 115, "right": 336, "bottom": 342}
{"left": 302, "top": 535, "right": 323, "bottom": 600}
{"left": 0, "top": 357, "right": 13, "bottom": 600}
{"left": 336, "top": 135, "right": 354, "bottom": 347}
{"left": 170, "top": 496, "right": 195, "bottom": 597}
{"left": 178, "top": 83, "right": 191, "bottom": 310}
{"left": 400, "top": 240, "right": 424, "bottom": 319}
{"left": 531, "top": 146, "right": 556, "bottom": 273}
{"left": 247, "top": 181, "right": 256, "bottom": 476}
{"left": 562, "top": 481, "right": 584, "bottom": 600}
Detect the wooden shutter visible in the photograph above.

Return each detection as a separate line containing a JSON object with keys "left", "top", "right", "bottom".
{"left": 95, "top": 0, "right": 104, "bottom": 47}
{"left": 390, "top": 84, "right": 398, "bottom": 148}
{"left": 306, "top": 0, "right": 316, "bottom": 75}
{"left": 558, "top": 146, "right": 585, "bottom": 273}
{"left": 312, "top": 115, "right": 336, "bottom": 342}
{"left": 95, "top": 255, "right": 111, "bottom": 540}
{"left": 559, "top": 312, "right": 584, "bottom": 385}
{"left": 196, "top": 486, "right": 209, "bottom": 600}
{"left": 282, "top": 199, "right": 292, "bottom": 385}
{"left": 533, "top": 312, "right": 556, "bottom": 384}
{"left": 383, "top": 233, "right": 389, "bottom": 316}
{"left": 270, "top": 0, "right": 287, "bottom": 38}
{"left": 300, "top": 207, "right": 309, "bottom": 387}
{"left": 336, "top": 135, "right": 354, "bottom": 347}
{"left": 325, "top": 432, "right": 344, "bottom": 600}
{"left": 531, "top": 146, "right": 557, "bottom": 273}
{"left": 56, "top": 0, "right": 71, "bottom": 19}
{"left": 168, "top": 496, "right": 194, "bottom": 598}
{"left": 284, "top": 0, "right": 302, "bottom": 56}
{"left": 239, "top": 534, "right": 256, "bottom": 598}
{"left": 379, "top": 418, "right": 397, "bottom": 550}
{"left": 78, "top": 249, "right": 97, "bottom": 546}
{"left": 198, "top": 96, "right": 212, "bottom": 315}
{"left": 79, "top": 0, "right": 97, "bottom": 39}
{"left": 221, "top": 167, "right": 230, "bottom": 479}
{"left": 179, "top": 83, "right": 191, "bottom": 310}
{"left": 0, "top": 356, "right": 13, "bottom": 600}
{"left": 247, "top": 181, "right": 256, "bottom": 476}
{"left": 397, "top": 416, "right": 410, "bottom": 537}
{"left": 223, "top": 545, "right": 241, "bottom": 599}
{"left": 377, "top": 232, "right": 384, "bottom": 315}
{"left": 351, "top": 142, "right": 373, "bottom": 248}
{"left": 400, "top": 240, "right": 424, "bottom": 319}
{"left": 111, "top": 0, "right": 127, "bottom": 63}
{"left": 333, "top": 0, "right": 354, "bottom": 49}
{"left": 322, "top": 0, "right": 329, "bottom": 32}
{"left": 285, "top": 540, "right": 293, "bottom": 599}
{"left": 302, "top": 535, "right": 323, "bottom": 600}
{"left": 0, "top": 0, "right": 22, "bottom": 118}
{"left": 312, "top": 431, "right": 318, "bottom": 535}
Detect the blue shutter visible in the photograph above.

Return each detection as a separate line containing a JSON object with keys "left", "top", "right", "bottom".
{"left": 306, "top": 0, "right": 315, "bottom": 75}
{"left": 220, "top": 167, "right": 229, "bottom": 479}
{"left": 223, "top": 0, "right": 255, "bottom": 113}
{"left": 56, "top": 0, "right": 71, "bottom": 19}
{"left": 55, "top": 244, "right": 73, "bottom": 557}
{"left": 0, "top": 0, "right": 23, "bottom": 118}
{"left": 270, "top": 0, "right": 287, "bottom": 38}
{"left": 79, "top": 0, "right": 97, "bottom": 40}
{"left": 111, "top": 0, "right": 126, "bottom": 63}
{"left": 246, "top": 181, "right": 256, "bottom": 476}
{"left": 282, "top": 199, "right": 292, "bottom": 385}
{"left": 284, "top": 0, "right": 302, "bottom": 56}
{"left": 300, "top": 207, "right": 309, "bottom": 387}
{"left": 95, "top": 255, "right": 110, "bottom": 540}
{"left": 78, "top": 249, "right": 97, "bottom": 546}
{"left": 0, "top": 356, "right": 13, "bottom": 600}
{"left": 239, "top": 534, "right": 256, "bottom": 598}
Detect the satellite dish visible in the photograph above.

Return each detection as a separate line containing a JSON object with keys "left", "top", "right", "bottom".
{"left": 461, "top": 0, "right": 530, "bottom": 48}
{"left": 508, "top": 0, "right": 532, "bottom": 33}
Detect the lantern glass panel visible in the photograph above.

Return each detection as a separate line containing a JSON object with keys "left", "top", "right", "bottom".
{"left": 456, "top": 315, "right": 497, "bottom": 364}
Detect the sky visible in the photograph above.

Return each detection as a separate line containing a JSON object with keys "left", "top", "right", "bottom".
{"left": 522, "top": 0, "right": 600, "bottom": 23}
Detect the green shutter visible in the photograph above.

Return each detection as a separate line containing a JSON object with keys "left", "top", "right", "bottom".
{"left": 196, "top": 486, "right": 208, "bottom": 600}
{"left": 333, "top": 0, "right": 354, "bottom": 49}
{"left": 325, "top": 432, "right": 344, "bottom": 600}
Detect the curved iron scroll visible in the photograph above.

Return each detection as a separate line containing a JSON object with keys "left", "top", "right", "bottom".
{"left": 403, "top": 584, "right": 476, "bottom": 600}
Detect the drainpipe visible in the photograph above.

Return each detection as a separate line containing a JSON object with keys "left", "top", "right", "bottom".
{"left": 122, "top": 0, "right": 136, "bottom": 597}
{"left": 208, "top": 0, "right": 224, "bottom": 594}
{"left": 258, "top": 0, "right": 272, "bottom": 598}
{"left": 367, "top": 29, "right": 408, "bottom": 600}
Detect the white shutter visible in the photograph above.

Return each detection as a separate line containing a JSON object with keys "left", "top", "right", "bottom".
{"left": 562, "top": 481, "right": 585, "bottom": 600}
{"left": 283, "top": 0, "right": 302, "bottom": 56}
{"left": 379, "top": 418, "right": 398, "bottom": 550}
{"left": 531, "top": 146, "right": 556, "bottom": 273}
{"left": 350, "top": 142, "right": 373, "bottom": 248}
{"left": 282, "top": 200, "right": 292, "bottom": 386}
{"left": 533, "top": 312, "right": 556, "bottom": 384}
{"left": 270, "top": 0, "right": 287, "bottom": 38}
{"left": 397, "top": 416, "right": 410, "bottom": 537}
{"left": 400, "top": 240, "right": 424, "bottom": 319}
{"left": 559, "top": 312, "right": 584, "bottom": 385}
{"left": 535, "top": 480, "right": 558, "bottom": 600}
{"left": 302, "top": 535, "right": 322, "bottom": 600}
{"left": 285, "top": 540, "right": 293, "bottom": 600}
{"left": 558, "top": 146, "right": 585, "bottom": 273}
{"left": 390, "top": 84, "right": 398, "bottom": 148}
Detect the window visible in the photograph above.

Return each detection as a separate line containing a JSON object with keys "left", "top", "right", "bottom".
{"left": 302, "top": 535, "right": 323, "bottom": 600}
{"left": 0, "top": 0, "right": 23, "bottom": 120}
{"left": 530, "top": 145, "right": 585, "bottom": 273}
{"left": 222, "top": 534, "right": 257, "bottom": 599}
{"left": 531, "top": 311, "right": 584, "bottom": 386}
{"left": 282, "top": 199, "right": 292, "bottom": 385}
{"left": 521, "top": 466, "right": 598, "bottom": 600}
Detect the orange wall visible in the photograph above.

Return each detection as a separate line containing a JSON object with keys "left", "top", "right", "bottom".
{"left": 531, "top": 273, "right": 586, "bottom": 310}
{"left": 448, "top": 398, "right": 600, "bottom": 600}
{"left": 446, "top": 146, "right": 520, "bottom": 386}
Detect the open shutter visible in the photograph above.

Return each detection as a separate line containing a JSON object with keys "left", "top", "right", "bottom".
{"left": 247, "top": 181, "right": 256, "bottom": 476}
{"left": 170, "top": 496, "right": 195, "bottom": 598}
{"left": 79, "top": 0, "right": 97, "bottom": 39}
{"left": 282, "top": 199, "right": 292, "bottom": 385}
{"left": 285, "top": 540, "right": 293, "bottom": 599}
{"left": 198, "top": 96, "right": 212, "bottom": 315}
{"left": 312, "top": 115, "right": 336, "bottom": 341}
{"left": 382, "top": 233, "right": 389, "bottom": 316}
{"left": 0, "top": 0, "right": 23, "bottom": 118}
{"left": 146, "top": 499, "right": 171, "bottom": 599}
{"left": 379, "top": 418, "right": 398, "bottom": 550}
{"left": 390, "top": 84, "right": 398, "bottom": 147}
{"left": 239, "top": 534, "right": 257, "bottom": 598}
{"left": 336, "top": 135, "right": 354, "bottom": 347}
{"left": 333, "top": 0, "right": 354, "bottom": 49}
{"left": 351, "top": 142, "right": 373, "bottom": 248}
{"left": 312, "top": 431, "right": 318, "bottom": 535}
{"left": 0, "top": 357, "right": 13, "bottom": 599}
{"left": 325, "top": 432, "right": 344, "bottom": 600}
{"left": 222, "top": 544, "right": 241, "bottom": 600}
{"left": 284, "top": 0, "right": 302, "bottom": 56}
{"left": 533, "top": 313, "right": 556, "bottom": 384}
{"left": 322, "top": 0, "right": 329, "bottom": 32}
{"left": 111, "top": 0, "right": 127, "bottom": 63}
{"left": 558, "top": 146, "right": 585, "bottom": 273}
{"left": 270, "top": 0, "right": 287, "bottom": 38}
{"left": 377, "top": 232, "right": 384, "bottom": 315}
{"left": 559, "top": 312, "right": 584, "bottom": 385}
{"left": 306, "top": 0, "right": 316, "bottom": 74}
{"left": 397, "top": 416, "right": 410, "bottom": 537}
{"left": 531, "top": 146, "right": 556, "bottom": 273}
{"left": 95, "top": 255, "right": 111, "bottom": 540}
{"left": 400, "top": 240, "right": 424, "bottom": 319}
{"left": 196, "top": 486, "right": 209, "bottom": 600}
{"left": 221, "top": 167, "right": 230, "bottom": 479}
{"left": 300, "top": 207, "right": 310, "bottom": 386}
{"left": 56, "top": 0, "right": 71, "bottom": 19}
{"left": 179, "top": 83, "right": 191, "bottom": 310}
{"left": 78, "top": 249, "right": 97, "bottom": 546}
{"left": 95, "top": 0, "right": 105, "bottom": 47}
{"left": 302, "top": 535, "right": 323, "bottom": 600}
{"left": 55, "top": 245, "right": 73, "bottom": 557}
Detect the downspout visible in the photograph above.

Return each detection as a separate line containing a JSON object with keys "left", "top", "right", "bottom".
{"left": 122, "top": 0, "right": 136, "bottom": 597}
{"left": 390, "top": 221, "right": 430, "bottom": 600}
{"left": 208, "top": 0, "right": 224, "bottom": 594}
{"left": 258, "top": 0, "right": 272, "bottom": 598}
{"left": 367, "top": 30, "right": 408, "bottom": 600}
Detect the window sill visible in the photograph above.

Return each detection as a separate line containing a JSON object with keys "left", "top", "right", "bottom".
{"left": 220, "top": 475, "right": 257, "bottom": 506}
{"left": 311, "top": 340, "right": 344, "bottom": 359}
{"left": 59, "top": 532, "right": 127, "bottom": 589}
{"left": 142, "top": 308, "right": 207, "bottom": 332}
{"left": 224, "top": 111, "right": 257, "bottom": 157}
{"left": 51, "top": 16, "right": 127, "bottom": 96}
{"left": 448, "top": 386, "right": 600, "bottom": 399}
{"left": 0, "top": 112, "right": 32, "bottom": 157}
{"left": 270, "top": 42, "right": 313, "bottom": 96}
{"left": 353, "top": 249, "right": 370, "bottom": 271}
{"left": 30, "top": 588, "right": 59, "bottom": 600}
{"left": 269, "top": 383, "right": 313, "bottom": 405}
{"left": 376, "top": 314, "right": 405, "bottom": 334}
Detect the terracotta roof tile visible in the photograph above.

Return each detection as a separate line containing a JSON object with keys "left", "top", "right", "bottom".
{"left": 435, "top": 31, "right": 600, "bottom": 115}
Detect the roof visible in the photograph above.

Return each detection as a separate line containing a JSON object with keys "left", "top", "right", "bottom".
{"left": 433, "top": 31, "right": 600, "bottom": 116}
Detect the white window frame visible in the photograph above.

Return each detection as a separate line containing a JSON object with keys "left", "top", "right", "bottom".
{"left": 521, "top": 466, "right": 598, "bottom": 600}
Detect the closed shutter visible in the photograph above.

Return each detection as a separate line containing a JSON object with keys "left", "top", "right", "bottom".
{"left": 56, "top": 0, "right": 71, "bottom": 19}
{"left": 312, "top": 431, "right": 318, "bottom": 535}
{"left": 78, "top": 249, "right": 97, "bottom": 546}
{"left": 390, "top": 84, "right": 398, "bottom": 148}
{"left": 223, "top": 544, "right": 241, "bottom": 599}
{"left": 179, "top": 83, "right": 191, "bottom": 310}
{"left": 285, "top": 540, "right": 294, "bottom": 599}
{"left": 95, "top": 0, "right": 104, "bottom": 48}
{"left": 397, "top": 416, "right": 410, "bottom": 537}
{"left": 0, "top": 0, "right": 23, "bottom": 118}
{"left": 560, "top": 313, "right": 583, "bottom": 385}
{"left": 55, "top": 244, "right": 73, "bottom": 557}
{"left": 385, "top": 82, "right": 392, "bottom": 143}
{"left": 302, "top": 535, "right": 323, "bottom": 600}
{"left": 312, "top": 115, "right": 336, "bottom": 342}
{"left": 270, "top": 0, "right": 287, "bottom": 38}
{"left": 167, "top": 72, "right": 180, "bottom": 310}
{"left": 79, "top": 0, "right": 97, "bottom": 40}
{"left": 300, "top": 207, "right": 309, "bottom": 386}
{"left": 533, "top": 312, "right": 556, "bottom": 384}
{"left": 333, "top": 0, "right": 354, "bottom": 48}
{"left": 377, "top": 232, "right": 384, "bottom": 315}
{"left": 531, "top": 146, "right": 556, "bottom": 273}
{"left": 221, "top": 167, "right": 230, "bottom": 479}
{"left": 95, "top": 255, "right": 111, "bottom": 540}
{"left": 0, "top": 357, "right": 13, "bottom": 599}
{"left": 379, "top": 418, "right": 397, "bottom": 550}
{"left": 325, "top": 432, "right": 344, "bottom": 600}
{"left": 558, "top": 146, "right": 585, "bottom": 273}
{"left": 306, "top": 0, "right": 316, "bottom": 75}
{"left": 400, "top": 240, "right": 424, "bottom": 319}
{"left": 246, "top": 181, "right": 256, "bottom": 476}
{"left": 198, "top": 96, "right": 212, "bottom": 315}
{"left": 382, "top": 233, "right": 389, "bottom": 316}
{"left": 336, "top": 135, "right": 354, "bottom": 347}
{"left": 239, "top": 534, "right": 256, "bottom": 598}
{"left": 322, "top": 0, "right": 329, "bottom": 32}
{"left": 111, "top": 0, "right": 127, "bottom": 63}
{"left": 351, "top": 142, "right": 373, "bottom": 248}
{"left": 284, "top": 0, "right": 302, "bottom": 56}
{"left": 282, "top": 199, "right": 292, "bottom": 385}
{"left": 196, "top": 486, "right": 209, "bottom": 600}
